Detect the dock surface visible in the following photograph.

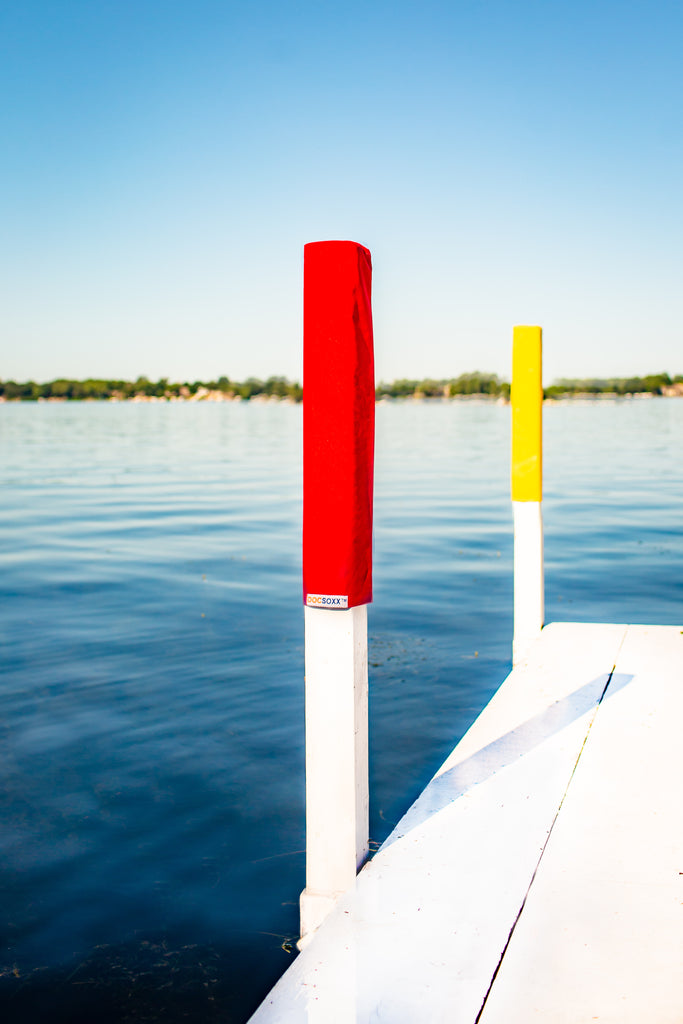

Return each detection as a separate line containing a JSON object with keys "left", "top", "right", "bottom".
{"left": 249, "top": 622, "right": 683, "bottom": 1023}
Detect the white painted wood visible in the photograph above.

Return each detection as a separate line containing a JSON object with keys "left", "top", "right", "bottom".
{"left": 249, "top": 623, "right": 629, "bottom": 1022}
{"left": 512, "top": 500, "right": 544, "bottom": 665}
{"left": 298, "top": 604, "right": 369, "bottom": 948}
{"left": 479, "top": 624, "right": 683, "bottom": 1024}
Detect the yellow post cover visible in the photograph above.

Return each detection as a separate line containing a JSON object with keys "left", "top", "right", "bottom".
{"left": 511, "top": 325, "right": 542, "bottom": 501}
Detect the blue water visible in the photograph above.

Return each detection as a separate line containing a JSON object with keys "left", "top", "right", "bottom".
{"left": 1, "top": 399, "right": 681, "bottom": 1022}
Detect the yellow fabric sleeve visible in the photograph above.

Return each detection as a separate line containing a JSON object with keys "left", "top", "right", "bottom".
{"left": 511, "top": 325, "right": 542, "bottom": 501}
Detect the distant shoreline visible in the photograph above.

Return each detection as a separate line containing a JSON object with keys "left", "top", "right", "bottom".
{"left": 1, "top": 372, "right": 682, "bottom": 403}
{"left": 3, "top": 393, "right": 683, "bottom": 405}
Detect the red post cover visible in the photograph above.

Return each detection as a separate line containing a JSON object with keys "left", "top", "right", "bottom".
{"left": 303, "top": 240, "right": 375, "bottom": 609}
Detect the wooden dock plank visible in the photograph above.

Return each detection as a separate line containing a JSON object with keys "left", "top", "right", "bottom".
{"left": 478, "top": 624, "right": 683, "bottom": 1024}
{"left": 249, "top": 623, "right": 629, "bottom": 1022}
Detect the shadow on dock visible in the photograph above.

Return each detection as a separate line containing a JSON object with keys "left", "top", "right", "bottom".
{"left": 383, "top": 670, "right": 634, "bottom": 849}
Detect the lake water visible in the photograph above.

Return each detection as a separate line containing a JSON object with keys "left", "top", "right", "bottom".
{"left": 1, "top": 398, "right": 681, "bottom": 1022}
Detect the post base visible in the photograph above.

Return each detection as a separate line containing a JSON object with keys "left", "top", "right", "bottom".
{"left": 298, "top": 887, "right": 343, "bottom": 950}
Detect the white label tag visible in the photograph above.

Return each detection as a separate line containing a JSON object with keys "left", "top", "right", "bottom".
{"left": 306, "top": 594, "right": 349, "bottom": 609}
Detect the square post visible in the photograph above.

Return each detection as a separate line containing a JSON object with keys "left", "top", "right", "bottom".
{"left": 511, "top": 325, "right": 544, "bottom": 664}
{"left": 299, "top": 240, "right": 375, "bottom": 947}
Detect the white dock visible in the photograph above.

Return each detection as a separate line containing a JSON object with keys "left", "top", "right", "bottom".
{"left": 249, "top": 622, "right": 683, "bottom": 1023}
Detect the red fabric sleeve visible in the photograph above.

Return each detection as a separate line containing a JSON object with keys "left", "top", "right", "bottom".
{"left": 303, "top": 240, "right": 375, "bottom": 609}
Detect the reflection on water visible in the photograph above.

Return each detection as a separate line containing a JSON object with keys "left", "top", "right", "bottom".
{"left": 0, "top": 398, "right": 681, "bottom": 1021}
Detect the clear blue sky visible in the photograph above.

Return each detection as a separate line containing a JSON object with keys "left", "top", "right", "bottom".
{"left": 2, "top": 0, "right": 681, "bottom": 385}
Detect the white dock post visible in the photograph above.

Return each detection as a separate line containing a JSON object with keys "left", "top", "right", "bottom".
{"left": 511, "top": 325, "right": 544, "bottom": 665}
{"left": 299, "top": 240, "right": 375, "bottom": 948}
{"left": 300, "top": 604, "right": 369, "bottom": 945}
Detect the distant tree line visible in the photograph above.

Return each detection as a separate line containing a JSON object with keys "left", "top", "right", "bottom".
{"left": 1, "top": 371, "right": 681, "bottom": 402}
{"left": 543, "top": 373, "right": 682, "bottom": 398}
{"left": 377, "top": 372, "right": 510, "bottom": 399}
{"left": 0, "top": 375, "right": 304, "bottom": 402}
{"left": 377, "top": 371, "right": 683, "bottom": 399}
